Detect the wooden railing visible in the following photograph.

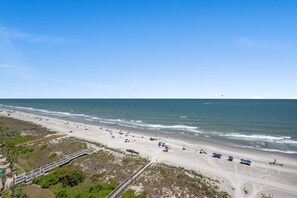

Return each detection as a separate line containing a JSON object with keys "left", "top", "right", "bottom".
{"left": 12, "top": 149, "right": 92, "bottom": 185}
{"left": 107, "top": 162, "right": 153, "bottom": 198}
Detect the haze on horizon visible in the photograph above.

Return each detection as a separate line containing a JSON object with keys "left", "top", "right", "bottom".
{"left": 0, "top": 0, "right": 296, "bottom": 99}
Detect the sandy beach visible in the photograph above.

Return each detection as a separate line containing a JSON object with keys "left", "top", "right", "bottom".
{"left": 1, "top": 109, "right": 297, "bottom": 198}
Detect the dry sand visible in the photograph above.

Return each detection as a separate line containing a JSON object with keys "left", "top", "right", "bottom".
{"left": 1, "top": 110, "right": 297, "bottom": 198}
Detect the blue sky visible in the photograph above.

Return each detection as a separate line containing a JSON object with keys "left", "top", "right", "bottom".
{"left": 0, "top": 0, "right": 296, "bottom": 98}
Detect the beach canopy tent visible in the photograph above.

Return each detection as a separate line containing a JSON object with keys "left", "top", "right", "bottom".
{"left": 158, "top": 141, "right": 166, "bottom": 147}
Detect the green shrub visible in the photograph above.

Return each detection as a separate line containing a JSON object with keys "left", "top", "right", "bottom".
{"left": 18, "top": 146, "right": 34, "bottom": 154}
{"left": 14, "top": 134, "right": 36, "bottom": 144}
{"left": 13, "top": 189, "right": 28, "bottom": 198}
{"left": 33, "top": 171, "right": 60, "bottom": 188}
{"left": 0, "top": 189, "right": 11, "bottom": 198}
{"left": 5, "top": 173, "right": 13, "bottom": 178}
{"left": 59, "top": 166, "right": 85, "bottom": 187}
{"left": 33, "top": 166, "right": 85, "bottom": 188}
{"left": 75, "top": 181, "right": 117, "bottom": 197}
{"left": 90, "top": 173, "right": 103, "bottom": 182}
{"left": 122, "top": 189, "right": 147, "bottom": 198}
{"left": 40, "top": 144, "right": 48, "bottom": 150}
{"left": 56, "top": 189, "right": 70, "bottom": 198}
{"left": 48, "top": 152, "right": 57, "bottom": 159}
{"left": 8, "top": 185, "right": 29, "bottom": 198}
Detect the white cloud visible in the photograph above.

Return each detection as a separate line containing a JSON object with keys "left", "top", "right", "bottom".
{"left": 0, "top": 63, "right": 33, "bottom": 71}
{"left": 237, "top": 37, "right": 289, "bottom": 49}
{"left": 237, "top": 37, "right": 265, "bottom": 48}
{"left": 293, "top": 96, "right": 297, "bottom": 99}
{"left": 0, "top": 26, "right": 73, "bottom": 44}
{"left": 1, "top": 63, "right": 113, "bottom": 89}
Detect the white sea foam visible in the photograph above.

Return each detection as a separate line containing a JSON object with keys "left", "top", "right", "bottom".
{"left": 103, "top": 118, "right": 201, "bottom": 133}
{"left": 221, "top": 133, "right": 297, "bottom": 144}
{"left": 234, "top": 145, "right": 297, "bottom": 154}
{"left": 257, "top": 148, "right": 297, "bottom": 154}
{"left": 0, "top": 104, "right": 201, "bottom": 134}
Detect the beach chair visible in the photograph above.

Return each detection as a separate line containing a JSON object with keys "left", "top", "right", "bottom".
{"left": 158, "top": 142, "right": 161, "bottom": 147}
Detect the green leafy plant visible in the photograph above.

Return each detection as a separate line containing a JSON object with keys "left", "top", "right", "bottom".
{"left": 122, "top": 189, "right": 147, "bottom": 198}
{"left": 48, "top": 152, "right": 57, "bottom": 160}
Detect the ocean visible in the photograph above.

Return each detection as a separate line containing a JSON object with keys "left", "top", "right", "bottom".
{"left": 0, "top": 99, "right": 297, "bottom": 154}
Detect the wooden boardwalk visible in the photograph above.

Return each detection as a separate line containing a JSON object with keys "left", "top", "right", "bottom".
{"left": 107, "top": 162, "right": 153, "bottom": 198}
{"left": 12, "top": 149, "right": 92, "bottom": 185}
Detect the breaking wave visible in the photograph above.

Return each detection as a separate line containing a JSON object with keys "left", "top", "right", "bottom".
{"left": 0, "top": 104, "right": 201, "bottom": 133}
{"left": 221, "top": 133, "right": 297, "bottom": 144}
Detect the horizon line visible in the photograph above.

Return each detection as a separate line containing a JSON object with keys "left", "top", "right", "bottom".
{"left": 0, "top": 97, "right": 296, "bottom": 100}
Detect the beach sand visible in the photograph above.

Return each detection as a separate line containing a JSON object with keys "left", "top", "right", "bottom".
{"left": 1, "top": 109, "right": 297, "bottom": 198}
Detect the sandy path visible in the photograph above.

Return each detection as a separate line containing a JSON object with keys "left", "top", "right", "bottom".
{"left": 1, "top": 110, "right": 297, "bottom": 198}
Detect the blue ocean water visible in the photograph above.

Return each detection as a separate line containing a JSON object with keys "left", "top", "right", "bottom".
{"left": 1, "top": 99, "right": 297, "bottom": 153}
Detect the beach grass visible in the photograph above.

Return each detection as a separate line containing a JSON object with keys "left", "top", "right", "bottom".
{"left": 128, "top": 163, "right": 230, "bottom": 198}
{"left": 73, "top": 149, "right": 149, "bottom": 184}
{"left": 17, "top": 137, "right": 88, "bottom": 171}
{"left": 0, "top": 116, "right": 54, "bottom": 138}
{"left": 22, "top": 185, "right": 55, "bottom": 198}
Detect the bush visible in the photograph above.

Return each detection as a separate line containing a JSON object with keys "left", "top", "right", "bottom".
{"left": 40, "top": 144, "right": 48, "bottom": 150}
{"left": 0, "top": 189, "right": 11, "bottom": 198}
{"left": 18, "top": 146, "right": 34, "bottom": 154}
{"left": 75, "top": 181, "right": 117, "bottom": 197}
{"left": 33, "top": 166, "right": 85, "bottom": 188}
{"left": 56, "top": 189, "right": 70, "bottom": 198}
{"left": 122, "top": 189, "right": 147, "bottom": 198}
{"left": 59, "top": 166, "right": 85, "bottom": 187}
{"left": 13, "top": 189, "right": 28, "bottom": 198}
{"left": 90, "top": 173, "right": 103, "bottom": 182}
{"left": 48, "top": 152, "right": 57, "bottom": 159}
{"left": 5, "top": 173, "right": 13, "bottom": 178}
{"left": 35, "top": 171, "right": 60, "bottom": 188}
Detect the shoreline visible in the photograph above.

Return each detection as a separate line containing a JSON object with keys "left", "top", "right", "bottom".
{"left": 1, "top": 109, "right": 297, "bottom": 197}
{"left": 1, "top": 105, "right": 296, "bottom": 157}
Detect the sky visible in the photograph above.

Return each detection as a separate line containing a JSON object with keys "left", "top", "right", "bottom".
{"left": 0, "top": 0, "right": 296, "bottom": 98}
